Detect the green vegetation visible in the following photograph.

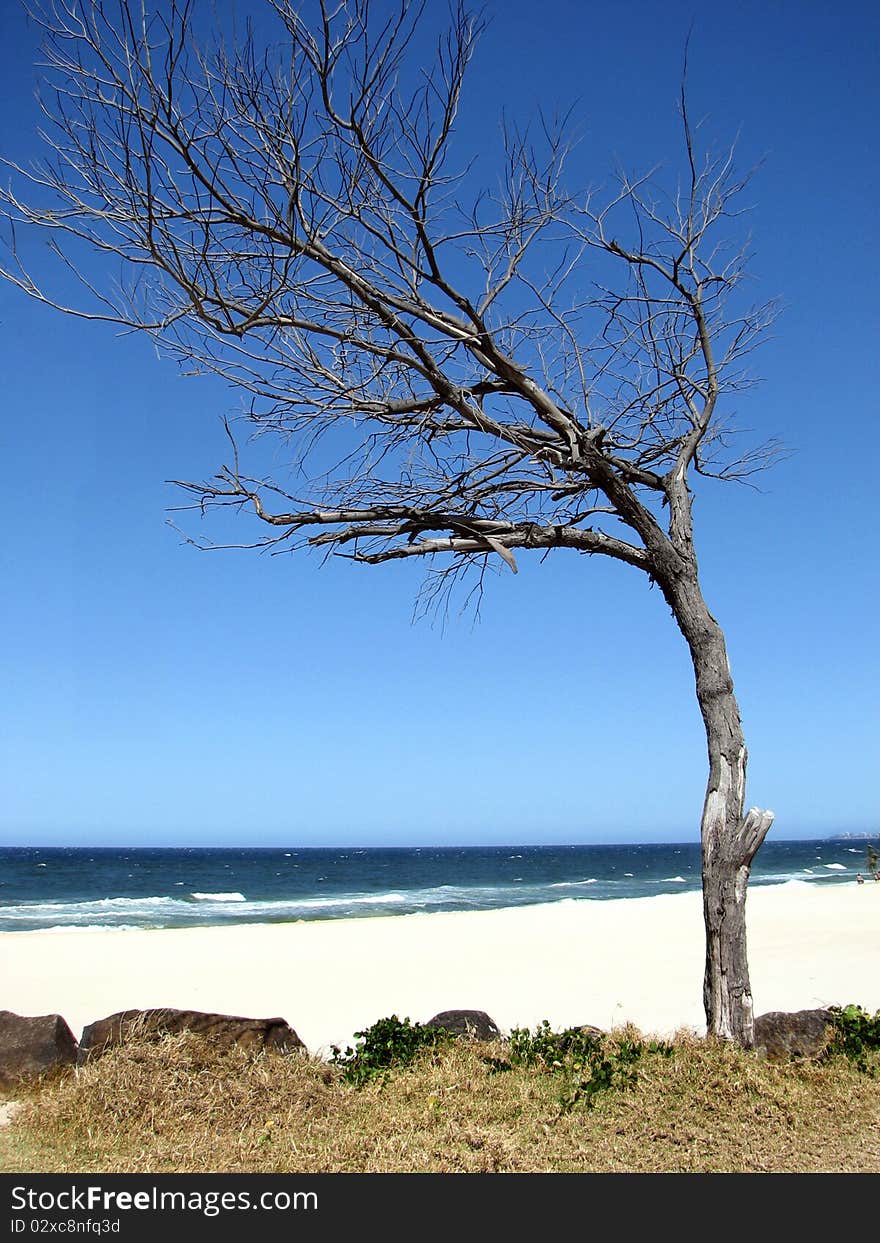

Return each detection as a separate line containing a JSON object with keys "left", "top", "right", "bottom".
{"left": 2, "top": 1012, "right": 879, "bottom": 1174}
{"left": 331, "top": 1016, "right": 677, "bottom": 1112}
{"left": 485, "top": 1020, "right": 675, "bottom": 1113}
{"left": 826, "top": 1005, "right": 880, "bottom": 1073}
{"left": 330, "top": 1015, "right": 452, "bottom": 1086}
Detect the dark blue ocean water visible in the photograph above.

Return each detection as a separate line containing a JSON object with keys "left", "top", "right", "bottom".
{"left": 0, "top": 839, "right": 870, "bottom": 932}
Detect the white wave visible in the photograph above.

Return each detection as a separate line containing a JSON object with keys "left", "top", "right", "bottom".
{"left": 823, "top": 863, "right": 847, "bottom": 871}
{"left": 3, "top": 896, "right": 177, "bottom": 914}
{"left": 347, "top": 891, "right": 407, "bottom": 905}
{"left": 29, "top": 923, "right": 142, "bottom": 934}
{"left": 754, "top": 879, "right": 813, "bottom": 893}
{"left": 202, "top": 890, "right": 416, "bottom": 916}
{"left": 0, "top": 892, "right": 189, "bottom": 932}
{"left": 548, "top": 879, "right": 598, "bottom": 888}
{"left": 270, "top": 884, "right": 541, "bottom": 914}
{"left": 0, "top": 896, "right": 185, "bottom": 931}
{"left": 662, "top": 876, "right": 687, "bottom": 883}
{"left": 752, "top": 872, "right": 820, "bottom": 887}
{"left": 624, "top": 873, "right": 634, "bottom": 877}
{"left": 314, "top": 891, "right": 406, "bottom": 909}
{"left": 95, "top": 896, "right": 177, "bottom": 908}
{"left": 189, "top": 892, "right": 247, "bottom": 902}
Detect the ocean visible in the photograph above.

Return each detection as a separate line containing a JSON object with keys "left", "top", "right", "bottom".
{"left": 0, "top": 839, "right": 870, "bottom": 933}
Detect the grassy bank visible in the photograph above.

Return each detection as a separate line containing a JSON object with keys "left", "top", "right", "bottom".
{"left": 2, "top": 1023, "right": 878, "bottom": 1174}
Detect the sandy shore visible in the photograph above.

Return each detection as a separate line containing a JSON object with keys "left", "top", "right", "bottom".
{"left": 1, "top": 882, "right": 877, "bottom": 1054}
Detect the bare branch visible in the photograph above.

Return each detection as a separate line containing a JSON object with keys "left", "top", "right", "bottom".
{"left": 1, "top": 0, "right": 775, "bottom": 591}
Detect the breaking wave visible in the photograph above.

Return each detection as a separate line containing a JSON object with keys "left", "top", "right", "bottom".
{"left": 188, "top": 892, "right": 246, "bottom": 902}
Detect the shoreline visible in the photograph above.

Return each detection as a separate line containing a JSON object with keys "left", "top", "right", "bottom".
{"left": 1, "top": 883, "right": 877, "bottom": 1055}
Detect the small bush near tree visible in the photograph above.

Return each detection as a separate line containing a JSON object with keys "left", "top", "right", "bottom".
{"left": 826, "top": 1005, "right": 880, "bottom": 1074}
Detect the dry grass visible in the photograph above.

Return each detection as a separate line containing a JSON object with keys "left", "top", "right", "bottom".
{"left": 2, "top": 1029, "right": 878, "bottom": 1174}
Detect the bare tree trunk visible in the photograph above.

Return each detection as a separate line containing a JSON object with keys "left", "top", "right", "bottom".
{"left": 662, "top": 565, "right": 774, "bottom": 1046}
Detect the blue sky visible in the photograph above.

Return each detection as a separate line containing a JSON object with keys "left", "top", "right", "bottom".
{"left": 1, "top": 0, "right": 877, "bottom": 847}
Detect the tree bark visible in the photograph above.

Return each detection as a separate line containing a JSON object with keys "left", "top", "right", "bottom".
{"left": 661, "top": 563, "right": 774, "bottom": 1046}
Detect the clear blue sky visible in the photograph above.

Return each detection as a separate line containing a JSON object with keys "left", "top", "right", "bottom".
{"left": 1, "top": 0, "right": 877, "bottom": 847}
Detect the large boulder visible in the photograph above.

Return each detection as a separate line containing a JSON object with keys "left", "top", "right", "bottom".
{"left": 753, "top": 1009, "right": 834, "bottom": 1060}
{"left": 77, "top": 1008, "right": 305, "bottom": 1064}
{"left": 0, "top": 1011, "right": 78, "bottom": 1087}
{"left": 426, "top": 1010, "right": 501, "bottom": 1041}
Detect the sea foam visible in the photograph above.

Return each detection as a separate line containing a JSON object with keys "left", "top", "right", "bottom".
{"left": 189, "top": 892, "right": 247, "bottom": 902}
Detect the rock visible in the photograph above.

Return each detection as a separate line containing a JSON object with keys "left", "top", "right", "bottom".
{"left": 426, "top": 1010, "right": 501, "bottom": 1041}
{"left": 753, "top": 1009, "right": 834, "bottom": 1060}
{"left": 77, "top": 1008, "right": 305, "bottom": 1064}
{"left": 572, "top": 1024, "right": 606, "bottom": 1039}
{"left": 0, "top": 1011, "right": 78, "bottom": 1087}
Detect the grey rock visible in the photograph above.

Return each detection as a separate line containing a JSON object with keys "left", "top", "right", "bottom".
{"left": 0, "top": 1010, "right": 78, "bottom": 1087}
{"left": 77, "top": 1008, "right": 305, "bottom": 1064}
{"left": 426, "top": 1010, "right": 501, "bottom": 1041}
{"left": 572, "top": 1024, "right": 606, "bottom": 1040}
{"left": 753, "top": 1009, "right": 834, "bottom": 1059}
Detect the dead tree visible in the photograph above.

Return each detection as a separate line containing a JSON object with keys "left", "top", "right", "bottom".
{"left": 1, "top": 0, "right": 780, "bottom": 1044}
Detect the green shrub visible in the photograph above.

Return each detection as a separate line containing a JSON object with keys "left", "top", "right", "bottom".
{"left": 486, "top": 1020, "right": 674, "bottom": 1113}
{"left": 330, "top": 1016, "right": 452, "bottom": 1087}
{"left": 826, "top": 1005, "right": 880, "bottom": 1074}
{"left": 506, "top": 1020, "right": 604, "bottom": 1069}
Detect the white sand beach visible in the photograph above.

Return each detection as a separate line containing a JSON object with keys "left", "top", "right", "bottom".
{"left": 1, "top": 881, "right": 877, "bottom": 1054}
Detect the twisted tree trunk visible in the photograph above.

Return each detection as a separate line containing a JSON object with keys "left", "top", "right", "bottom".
{"left": 661, "top": 563, "right": 774, "bottom": 1046}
